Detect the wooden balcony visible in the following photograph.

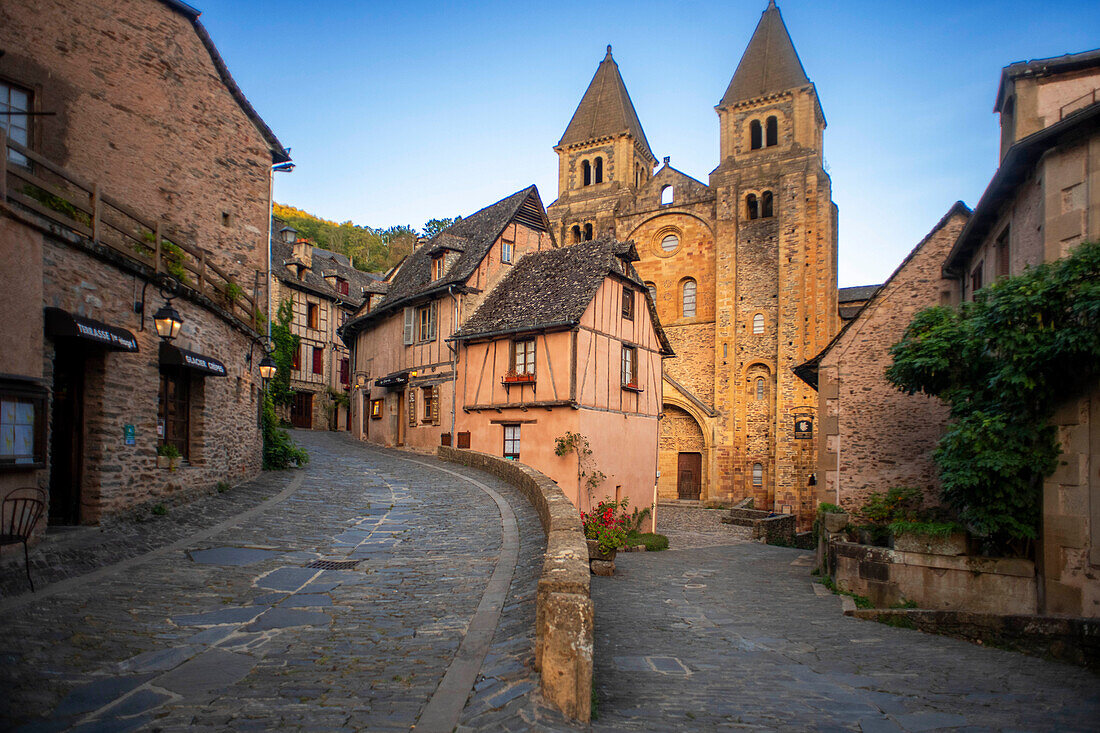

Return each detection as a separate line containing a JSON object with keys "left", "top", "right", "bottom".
{"left": 1, "top": 129, "right": 264, "bottom": 333}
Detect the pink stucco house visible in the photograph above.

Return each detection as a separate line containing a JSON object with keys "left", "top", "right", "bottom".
{"left": 341, "top": 185, "right": 672, "bottom": 524}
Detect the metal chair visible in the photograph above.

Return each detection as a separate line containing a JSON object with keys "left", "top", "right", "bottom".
{"left": 1, "top": 487, "right": 46, "bottom": 592}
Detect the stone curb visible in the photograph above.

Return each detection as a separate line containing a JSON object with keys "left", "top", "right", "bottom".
{"left": 437, "top": 447, "right": 592, "bottom": 722}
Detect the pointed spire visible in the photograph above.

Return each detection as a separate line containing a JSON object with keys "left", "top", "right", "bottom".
{"left": 557, "top": 47, "right": 655, "bottom": 161}
{"left": 719, "top": 1, "right": 810, "bottom": 107}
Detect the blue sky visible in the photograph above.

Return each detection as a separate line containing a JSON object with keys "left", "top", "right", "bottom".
{"left": 199, "top": 0, "right": 1100, "bottom": 286}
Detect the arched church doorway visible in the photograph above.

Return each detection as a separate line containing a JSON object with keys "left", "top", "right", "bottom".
{"left": 659, "top": 404, "right": 707, "bottom": 500}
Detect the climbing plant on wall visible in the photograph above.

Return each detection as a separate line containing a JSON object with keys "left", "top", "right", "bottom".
{"left": 269, "top": 299, "right": 299, "bottom": 408}
{"left": 887, "top": 240, "right": 1100, "bottom": 551}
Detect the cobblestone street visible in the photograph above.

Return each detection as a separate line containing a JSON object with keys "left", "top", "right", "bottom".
{"left": 591, "top": 539, "right": 1100, "bottom": 732}
{"left": 3, "top": 435, "right": 1098, "bottom": 732}
{"left": 0, "top": 431, "right": 568, "bottom": 732}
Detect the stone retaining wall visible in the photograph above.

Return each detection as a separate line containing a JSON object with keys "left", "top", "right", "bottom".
{"left": 847, "top": 608, "right": 1100, "bottom": 670}
{"left": 437, "top": 447, "right": 592, "bottom": 722}
{"left": 831, "top": 540, "right": 1037, "bottom": 614}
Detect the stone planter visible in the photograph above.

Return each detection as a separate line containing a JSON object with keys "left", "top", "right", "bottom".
{"left": 822, "top": 512, "right": 849, "bottom": 533}
{"left": 586, "top": 539, "right": 617, "bottom": 562}
{"left": 893, "top": 530, "right": 968, "bottom": 556}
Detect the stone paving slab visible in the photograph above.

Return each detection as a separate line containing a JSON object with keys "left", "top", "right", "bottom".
{"left": 0, "top": 431, "right": 568, "bottom": 731}
{"left": 590, "top": 543, "right": 1100, "bottom": 731}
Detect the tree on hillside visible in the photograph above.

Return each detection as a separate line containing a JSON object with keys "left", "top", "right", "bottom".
{"left": 273, "top": 203, "right": 421, "bottom": 273}
{"left": 423, "top": 216, "right": 462, "bottom": 238}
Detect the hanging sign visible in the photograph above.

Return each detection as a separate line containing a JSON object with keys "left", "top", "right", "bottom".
{"left": 794, "top": 417, "right": 813, "bottom": 439}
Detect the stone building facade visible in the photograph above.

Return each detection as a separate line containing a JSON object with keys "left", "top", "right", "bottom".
{"left": 796, "top": 203, "right": 970, "bottom": 511}
{"left": 547, "top": 1, "right": 837, "bottom": 524}
{"left": 801, "top": 48, "right": 1100, "bottom": 617}
{"left": 0, "top": 0, "right": 287, "bottom": 530}
{"left": 271, "top": 224, "right": 383, "bottom": 431}
{"left": 945, "top": 50, "right": 1100, "bottom": 617}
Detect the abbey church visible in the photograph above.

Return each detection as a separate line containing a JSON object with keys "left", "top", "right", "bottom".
{"left": 547, "top": 0, "right": 839, "bottom": 521}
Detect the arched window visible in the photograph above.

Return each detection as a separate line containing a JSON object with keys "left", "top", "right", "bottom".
{"left": 750, "top": 120, "right": 762, "bottom": 150}
{"left": 583, "top": 223, "right": 593, "bottom": 241}
{"left": 594, "top": 157, "right": 603, "bottom": 184}
{"left": 661, "top": 185, "right": 673, "bottom": 205}
{"left": 645, "top": 282, "right": 657, "bottom": 303}
{"left": 571, "top": 225, "right": 582, "bottom": 244}
{"left": 756, "top": 378, "right": 766, "bottom": 400}
{"left": 766, "top": 116, "right": 778, "bottom": 147}
{"left": 752, "top": 313, "right": 764, "bottom": 334}
{"left": 661, "top": 233, "right": 679, "bottom": 252}
{"left": 752, "top": 463, "right": 764, "bottom": 486}
{"left": 681, "top": 279, "right": 697, "bottom": 318}
{"left": 746, "top": 194, "right": 759, "bottom": 220}
{"left": 582, "top": 160, "right": 592, "bottom": 186}
{"left": 635, "top": 165, "right": 640, "bottom": 187}
{"left": 761, "top": 190, "right": 773, "bottom": 218}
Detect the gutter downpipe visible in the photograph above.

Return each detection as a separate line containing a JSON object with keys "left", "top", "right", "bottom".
{"left": 447, "top": 285, "right": 459, "bottom": 441}
{"left": 267, "top": 159, "right": 295, "bottom": 342}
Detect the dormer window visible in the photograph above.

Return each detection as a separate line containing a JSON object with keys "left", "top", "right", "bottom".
{"left": 501, "top": 238, "right": 513, "bottom": 264}
{"left": 337, "top": 277, "right": 349, "bottom": 295}
{"left": 622, "top": 286, "right": 634, "bottom": 321}
{"left": 431, "top": 255, "right": 444, "bottom": 280}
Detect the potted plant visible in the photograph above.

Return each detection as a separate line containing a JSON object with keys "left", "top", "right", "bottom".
{"left": 157, "top": 442, "right": 181, "bottom": 471}
{"left": 582, "top": 499, "right": 627, "bottom": 565}
{"left": 502, "top": 368, "right": 534, "bottom": 384}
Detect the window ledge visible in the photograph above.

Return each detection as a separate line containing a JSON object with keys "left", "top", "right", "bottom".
{"left": 502, "top": 374, "right": 535, "bottom": 386}
{"left": 621, "top": 383, "right": 643, "bottom": 393}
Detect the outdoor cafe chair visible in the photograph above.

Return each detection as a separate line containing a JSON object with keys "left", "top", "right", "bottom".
{"left": 1, "top": 487, "right": 46, "bottom": 592}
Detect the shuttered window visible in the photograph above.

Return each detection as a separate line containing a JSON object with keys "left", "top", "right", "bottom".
{"left": 403, "top": 307, "right": 415, "bottom": 345}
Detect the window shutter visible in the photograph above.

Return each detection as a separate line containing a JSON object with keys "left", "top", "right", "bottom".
{"left": 431, "top": 385, "right": 440, "bottom": 425}
{"left": 403, "top": 307, "right": 414, "bottom": 345}
{"left": 408, "top": 389, "right": 417, "bottom": 426}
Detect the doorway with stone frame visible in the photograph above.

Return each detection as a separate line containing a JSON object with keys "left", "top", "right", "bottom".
{"left": 659, "top": 404, "right": 709, "bottom": 502}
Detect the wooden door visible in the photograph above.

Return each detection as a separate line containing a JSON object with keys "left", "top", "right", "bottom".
{"left": 49, "top": 346, "right": 84, "bottom": 524}
{"left": 290, "top": 391, "right": 313, "bottom": 429}
{"left": 677, "top": 452, "right": 702, "bottom": 500}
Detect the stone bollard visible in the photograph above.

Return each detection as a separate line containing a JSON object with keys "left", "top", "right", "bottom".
{"left": 817, "top": 512, "right": 849, "bottom": 574}
{"left": 538, "top": 591, "right": 593, "bottom": 721}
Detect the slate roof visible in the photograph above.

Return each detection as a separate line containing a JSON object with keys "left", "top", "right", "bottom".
{"left": 272, "top": 240, "right": 384, "bottom": 305}
{"left": 794, "top": 202, "right": 971, "bottom": 389}
{"left": 995, "top": 48, "right": 1100, "bottom": 112}
{"left": 342, "top": 185, "right": 548, "bottom": 337}
{"left": 451, "top": 237, "right": 673, "bottom": 356}
{"left": 946, "top": 101, "right": 1100, "bottom": 272}
{"left": 558, "top": 46, "right": 655, "bottom": 162}
{"left": 720, "top": 1, "right": 810, "bottom": 108}
{"left": 838, "top": 285, "right": 881, "bottom": 303}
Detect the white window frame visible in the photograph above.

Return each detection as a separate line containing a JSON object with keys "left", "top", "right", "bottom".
{"left": 503, "top": 424, "right": 520, "bottom": 460}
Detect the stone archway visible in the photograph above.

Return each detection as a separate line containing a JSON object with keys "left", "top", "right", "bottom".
{"left": 658, "top": 404, "right": 708, "bottom": 501}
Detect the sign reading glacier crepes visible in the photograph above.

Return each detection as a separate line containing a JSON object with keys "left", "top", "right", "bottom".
{"left": 183, "top": 352, "right": 226, "bottom": 375}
